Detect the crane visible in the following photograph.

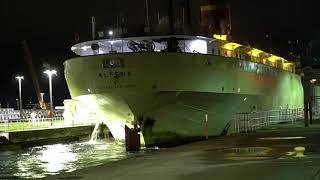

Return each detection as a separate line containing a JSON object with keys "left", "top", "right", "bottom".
{"left": 21, "top": 40, "right": 46, "bottom": 109}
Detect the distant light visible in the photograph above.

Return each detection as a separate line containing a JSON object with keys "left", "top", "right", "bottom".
{"left": 310, "top": 79, "right": 317, "bottom": 84}
{"left": 222, "top": 42, "right": 242, "bottom": 51}
{"left": 213, "top": 34, "right": 227, "bottom": 41}
{"left": 44, "top": 70, "right": 57, "bottom": 77}
{"left": 108, "top": 30, "right": 113, "bottom": 36}
{"left": 248, "top": 48, "right": 263, "bottom": 57}
{"left": 243, "top": 97, "right": 247, "bottom": 101}
{"left": 283, "top": 62, "right": 293, "bottom": 68}
{"left": 88, "top": 89, "right": 91, "bottom": 93}
{"left": 267, "top": 55, "right": 282, "bottom": 62}
{"left": 15, "top": 76, "right": 24, "bottom": 80}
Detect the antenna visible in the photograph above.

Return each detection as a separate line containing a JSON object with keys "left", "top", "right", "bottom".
{"left": 227, "top": 4, "right": 232, "bottom": 36}
{"left": 157, "top": 11, "right": 160, "bottom": 25}
{"left": 145, "top": 0, "right": 150, "bottom": 32}
{"left": 91, "top": 16, "right": 96, "bottom": 40}
{"left": 182, "top": 3, "right": 185, "bottom": 26}
{"left": 168, "top": 0, "right": 174, "bottom": 34}
{"left": 186, "top": 0, "right": 191, "bottom": 30}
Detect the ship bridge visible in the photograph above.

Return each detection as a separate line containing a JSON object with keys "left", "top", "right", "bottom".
{"left": 71, "top": 35, "right": 295, "bottom": 73}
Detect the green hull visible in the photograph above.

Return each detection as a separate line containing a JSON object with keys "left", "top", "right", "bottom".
{"left": 64, "top": 52, "right": 304, "bottom": 146}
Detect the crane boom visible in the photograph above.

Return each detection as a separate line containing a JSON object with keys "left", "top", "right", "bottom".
{"left": 21, "top": 40, "right": 46, "bottom": 109}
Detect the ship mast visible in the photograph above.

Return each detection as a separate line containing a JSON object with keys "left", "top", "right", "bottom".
{"left": 168, "top": 0, "right": 174, "bottom": 34}
{"left": 145, "top": 0, "right": 150, "bottom": 33}
{"left": 200, "top": 0, "right": 231, "bottom": 38}
{"left": 91, "top": 16, "right": 96, "bottom": 40}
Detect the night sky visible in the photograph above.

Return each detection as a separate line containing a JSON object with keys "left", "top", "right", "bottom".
{"left": 0, "top": 0, "right": 316, "bottom": 108}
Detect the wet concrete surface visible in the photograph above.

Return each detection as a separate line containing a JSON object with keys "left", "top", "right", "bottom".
{"left": 46, "top": 122, "right": 320, "bottom": 180}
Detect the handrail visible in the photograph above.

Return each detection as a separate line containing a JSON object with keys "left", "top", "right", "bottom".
{"left": 0, "top": 109, "right": 94, "bottom": 132}
{"left": 234, "top": 108, "right": 304, "bottom": 133}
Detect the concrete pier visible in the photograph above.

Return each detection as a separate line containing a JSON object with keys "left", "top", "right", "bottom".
{"left": 0, "top": 125, "right": 94, "bottom": 149}
{"left": 46, "top": 121, "right": 320, "bottom": 180}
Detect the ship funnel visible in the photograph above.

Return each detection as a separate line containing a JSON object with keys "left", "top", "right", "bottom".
{"left": 200, "top": 0, "right": 231, "bottom": 37}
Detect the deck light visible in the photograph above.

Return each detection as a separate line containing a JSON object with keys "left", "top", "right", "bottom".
{"left": 213, "top": 34, "right": 227, "bottom": 41}
{"left": 267, "top": 55, "right": 282, "bottom": 62}
{"left": 248, "top": 48, "right": 263, "bottom": 57}
{"left": 283, "top": 62, "right": 293, "bottom": 68}
{"left": 223, "top": 42, "right": 242, "bottom": 51}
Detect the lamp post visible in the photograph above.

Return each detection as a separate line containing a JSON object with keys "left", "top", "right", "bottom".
{"left": 109, "top": 30, "right": 114, "bottom": 52}
{"left": 44, "top": 70, "right": 57, "bottom": 111}
{"left": 15, "top": 76, "right": 24, "bottom": 111}
{"left": 108, "top": 30, "right": 113, "bottom": 37}
{"left": 40, "top": 93, "right": 45, "bottom": 109}
{"left": 16, "top": 99, "right": 19, "bottom": 110}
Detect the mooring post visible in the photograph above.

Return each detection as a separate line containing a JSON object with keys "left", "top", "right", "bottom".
{"left": 205, "top": 113, "right": 208, "bottom": 140}
{"left": 309, "top": 100, "right": 313, "bottom": 124}
{"left": 302, "top": 75, "right": 311, "bottom": 127}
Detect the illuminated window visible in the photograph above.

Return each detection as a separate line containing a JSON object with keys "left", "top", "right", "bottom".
{"left": 222, "top": 43, "right": 242, "bottom": 51}
{"left": 213, "top": 34, "right": 227, "bottom": 41}
{"left": 248, "top": 48, "right": 263, "bottom": 57}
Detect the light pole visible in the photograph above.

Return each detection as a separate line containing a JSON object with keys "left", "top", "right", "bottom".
{"left": 40, "top": 93, "right": 45, "bottom": 109}
{"left": 109, "top": 30, "right": 114, "bottom": 52}
{"left": 44, "top": 70, "right": 57, "bottom": 111}
{"left": 108, "top": 30, "right": 113, "bottom": 37}
{"left": 15, "top": 76, "right": 24, "bottom": 111}
{"left": 16, "top": 99, "right": 19, "bottom": 110}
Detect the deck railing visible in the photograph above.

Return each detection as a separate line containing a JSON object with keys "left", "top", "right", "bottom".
{"left": 0, "top": 109, "right": 93, "bottom": 132}
{"left": 234, "top": 108, "right": 304, "bottom": 133}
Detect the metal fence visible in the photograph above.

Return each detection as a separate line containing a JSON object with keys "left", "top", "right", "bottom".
{"left": 234, "top": 108, "right": 304, "bottom": 133}
{"left": 312, "top": 96, "right": 320, "bottom": 120}
{"left": 0, "top": 109, "right": 65, "bottom": 132}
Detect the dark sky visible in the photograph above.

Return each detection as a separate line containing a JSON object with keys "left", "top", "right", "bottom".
{"left": 0, "top": 0, "right": 315, "bottom": 108}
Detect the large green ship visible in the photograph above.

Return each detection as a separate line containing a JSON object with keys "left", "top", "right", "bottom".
{"left": 63, "top": 34, "right": 307, "bottom": 146}
{"left": 62, "top": 0, "right": 320, "bottom": 146}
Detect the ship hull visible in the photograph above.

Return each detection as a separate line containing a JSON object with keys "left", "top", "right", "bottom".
{"left": 64, "top": 52, "right": 304, "bottom": 146}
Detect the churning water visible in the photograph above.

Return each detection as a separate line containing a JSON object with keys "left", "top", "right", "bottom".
{"left": 0, "top": 140, "right": 143, "bottom": 179}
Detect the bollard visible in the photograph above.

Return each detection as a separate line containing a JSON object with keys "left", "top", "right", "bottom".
{"left": 205, "top": 113, "right": 208, "bottom": 140}
{"left": 125, "top": 125, "right": 141, "bottom": 151}
{"left": 294, "top": 146, "right": 305, "bottom": 157}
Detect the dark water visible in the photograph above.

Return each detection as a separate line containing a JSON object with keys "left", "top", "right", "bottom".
{"left": 0, "top": 140, "right": 145, "bottom": 179}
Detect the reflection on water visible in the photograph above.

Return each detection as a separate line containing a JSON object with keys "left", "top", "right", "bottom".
{"left": 221, "top": 147, "right": 273, "bottom": 161}
{"left": 0, "top": 140, "right": 143, "bottom": 179}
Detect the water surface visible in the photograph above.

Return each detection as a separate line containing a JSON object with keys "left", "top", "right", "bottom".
{"left": 0, "top": 140, "right": 143, "bottom": 179}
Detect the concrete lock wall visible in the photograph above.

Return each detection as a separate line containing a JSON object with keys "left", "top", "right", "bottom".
{"left": 8, "top": 126, "right": 94, "bottom": 144}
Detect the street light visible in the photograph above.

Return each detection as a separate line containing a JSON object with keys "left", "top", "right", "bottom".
{"left": 40, "top": 92, "right": 45, "bottom": 109}
{"left": 108, "top": 30, "right": 113, "bottom": 36}
{"left": 15, "top": 76, "right": 24, "bottom": 111}
{"left": 108, "top": 30, "right": 114, "bottom": 52}
{"left": 44, "top": 70, "right": 57, "bottom": 111}
{"left": 16, "top": 99, "right": 19, "bottom": 110}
